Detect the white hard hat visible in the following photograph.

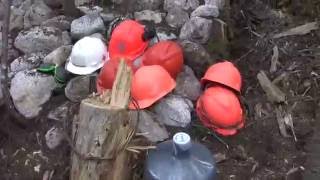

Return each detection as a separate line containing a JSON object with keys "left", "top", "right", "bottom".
{"left": 66, "top": 37, "right": 108, "bottom": 75}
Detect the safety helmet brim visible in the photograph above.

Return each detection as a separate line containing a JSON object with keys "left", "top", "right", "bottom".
{"left": 128, "top": 83, "right": 175, "bottom": 110}
{"left": 66, "top": 59, "right": 105, "bottom": 75}
{"left": 128, "top": 69, "right": 176, "bottom": 110}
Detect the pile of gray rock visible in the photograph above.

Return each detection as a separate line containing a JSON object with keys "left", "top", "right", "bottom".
{"left": 5, "top": 0, "right": 109, "bottom": 120}
{"left": 0, "top": 0, "right": 227, "bottom": 146}
{"left": 8, "top": 1, "right": 73, "bottom": 120}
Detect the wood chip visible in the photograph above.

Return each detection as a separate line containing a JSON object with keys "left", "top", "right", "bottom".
{"left": 214, "top": 153, "right": 227, "bottom": 163}
{"left": 43, "top": 170, "right": 54, "bottom": 180}
{"left": 276, "top": 106, "right": 297, "bottom": 141}
{"left": 270, "top": 46, "right": 279, "bottom": 73}
{"left": 283, "top": 112, "right": 297, "bottom": 142}
{"left": 254, "top": 103, "right": 263, "bottom": 118}
{"left": 0, "top": 149, "right": 6, "bottom": 159}
{"left": 251, "top": 162, "right": 259, "bottom": 173}
{"left": 34, "top": 164, "right": 41, "bottom": 173}
{"left": 276, "top": 107, "right": 290, "bottom": 138}
{"left": 254, "top": 103, "right": 268, "bottom": 119}
{"left": 273, "top": 22, "right": 319, "bottom": 39}
{"left": 257, "top": 71, "right": 286, "bottom": 103}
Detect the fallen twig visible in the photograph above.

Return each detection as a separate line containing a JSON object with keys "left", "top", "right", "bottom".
{"left": 257, "top": 71, "right": 286, "bottom": 103}
{"left": 235, "top": 49, "right": 255, "bottom": 63}
{"left": 285, "top": 166, "right": 304, "bottom": 180}
{"left": 273, "top": 22, "right": 319, "bottom": 39}
{"left": 251, "top": 162, "right": 259, "bottom": 173}
{"left": 276, "top": 107, "right": 290, "bottom": 138}
{"left": 276, "top": 106, "right": 297, "bottom": 141}
{"left": 126, "top": 146, "right": 156, "bottom": 154}
{"left": 270, "top": 46, "right": 279, "bottom": 73}
{"left": 209, "top": 132, "right": 230, "bottom": 150}
{"left": 42, "top": 170, "right": 55, "bottom": 180}
{"left": 283, "top": 112, "right": 297, "bottom": 142}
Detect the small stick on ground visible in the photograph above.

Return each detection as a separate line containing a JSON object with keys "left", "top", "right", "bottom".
{"left": 257, "top": 71, "right": 286, "bottom": 103}
{"left": 209, "top": 132, "right": 230, "bottom": 150}
{"left": 270, "top": 45, "right": 279, "bottom": 73}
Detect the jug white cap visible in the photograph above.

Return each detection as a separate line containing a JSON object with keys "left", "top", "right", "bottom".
{"left": 173, "top": 132, "right": 192, "bottom": 151}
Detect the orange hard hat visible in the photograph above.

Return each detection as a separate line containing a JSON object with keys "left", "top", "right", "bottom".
{"left": 129, "top": 65, "right": 176, "bottom": 109}
{"left": 196, "top": 98, "right": 213, "bottom": 129}
{"left": 196, "top": 86, "right": 244, "bottom": 136}
{"left": 201, "top": 61, "right": 242, "bottom": 92}
{"left": 108, "top": 20, "right": 149, "bottom": 62}
{"left": 96, "top": 59, "right": 119, "bottom": 93}
{"left": 142, "top": 41, "right": 184, "bottom": 78}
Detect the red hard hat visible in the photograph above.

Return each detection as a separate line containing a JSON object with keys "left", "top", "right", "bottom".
{"left": 142, "top": 41, "right": 184, "bottom": 78}
{"left": 96, "top": 56, "right": 140, "bottom": 93}
{"left": 108, "top": 20, "right": 149, "bottom": 62}
{"left": 201, "top": 61, "right": 242, "bottom": 92}
{"left": 129, "top": 65, "right": 176, "bottom": 109}
{"left": 196, "top": 86, "right": 244, "bottom": 136}
{"left": 96, "top": 59, "right": 119, "bottom": 93}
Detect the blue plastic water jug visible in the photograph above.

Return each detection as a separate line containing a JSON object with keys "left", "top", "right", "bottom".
{"left": 144, "top": 132, "right": 217, "bottom": 180}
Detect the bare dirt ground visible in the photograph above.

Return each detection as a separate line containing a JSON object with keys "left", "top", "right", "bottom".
{"left": 198, "top": 1, "right": 320, "bottom": 179}
{"left": 1, "top": 0, "right": 320, "bottom": 180}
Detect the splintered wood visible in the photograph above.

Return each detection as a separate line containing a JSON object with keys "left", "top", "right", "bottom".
{"left": 71, "top": 60, "right": 136, "bottom": 180}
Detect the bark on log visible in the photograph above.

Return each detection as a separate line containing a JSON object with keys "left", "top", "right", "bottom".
{"left": 71, "top": 60, "right": 135, "bottom": 180}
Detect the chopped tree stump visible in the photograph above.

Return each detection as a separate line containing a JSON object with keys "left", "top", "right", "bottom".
{"left": 71, "top": 60, "right": 136, "bottom": 180}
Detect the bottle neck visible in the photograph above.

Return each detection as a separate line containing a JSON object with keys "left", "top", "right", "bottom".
{"left": 172, "top": 132, "right": 192, "bottom": 157}
{"left": 173, "top": 142, "right": 191, "bottom": 157}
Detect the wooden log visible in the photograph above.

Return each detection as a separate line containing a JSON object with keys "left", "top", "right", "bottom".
{"left": 70, "top": 60, "right": 135, "bottom": 180}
